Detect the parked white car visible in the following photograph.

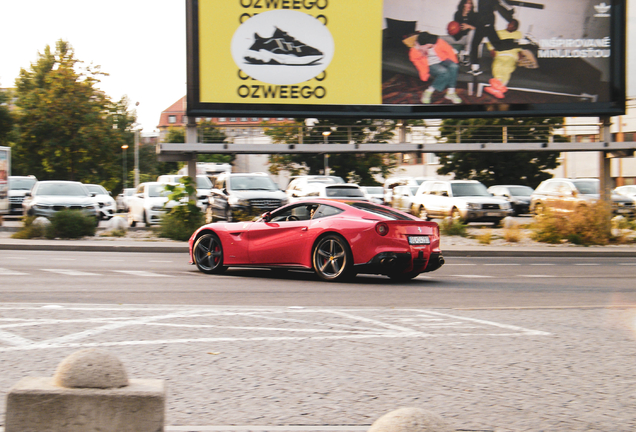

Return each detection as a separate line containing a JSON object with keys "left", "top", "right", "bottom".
{"left": 382, "top": 176, "right": 435, "bottom": 205}
{"left": 116, "top": 188, "right": 136, "bottom": 212}
{"left": 288, "top": 182, "right": 368, "bottom": 203}
{"left": 361, "top": 186, "right": 384, "bottom": 205}
{"left": 84, "top": 184, "right": 116, "bottom": 220}
{"left": 391, "top": 184, "right": 420, "bottom": 214}
{"left": 411, "top": 180, "right": 513, "bottom": 223}
{"left": 157, "top": 174, "right": 212, "bottom": 212}
{"left": 127, "top": 182, "right": 178, "bottom": 226}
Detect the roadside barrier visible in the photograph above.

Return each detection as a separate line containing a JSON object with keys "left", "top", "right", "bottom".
{"left": 5, "top": 348, "right": 165, "bottom": 432}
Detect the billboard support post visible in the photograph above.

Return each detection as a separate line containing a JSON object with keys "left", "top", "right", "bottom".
{"left": 600, "top": 117, "right": 613, "bottom": 209}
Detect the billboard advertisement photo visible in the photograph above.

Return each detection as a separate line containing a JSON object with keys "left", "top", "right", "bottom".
{"left": 187, "top": 0, "right": 625, "bottom": 119}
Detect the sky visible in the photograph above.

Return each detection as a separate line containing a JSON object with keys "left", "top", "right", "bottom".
{"left": 0, "top": 1, "right": 634, "bottom": 135}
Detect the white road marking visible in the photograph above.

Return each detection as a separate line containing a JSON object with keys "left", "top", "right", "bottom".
{"left": 0, "top": 306, "right": 550, "bottom": 352}
{"left": 454, "top": 275, "right": 493, "bottom": 278}
{"left": 113, "top": 270, "right": 173, "bottom": 277}
{"left": 0, "top": 268, "right": 28, "bottom": 276}
{"left": 530, "top": 263, "right": 555, "bottom": 266}
{"left": 519, "top": 274, "right": 554, "bottom": 278}
{"left": 51, "top": 258, "right": 76, "bottom": 261}
{"left": 484, "top": 263, "right": 520, "bottom": 266}
{"left": 618, "top": 263, "right": 636, "bottom": 266}
{"left": 575, "top": 263, "right": 599, "bottom": 266}
{"left": 42, "top": 269, "right": 101, "bottom": 276}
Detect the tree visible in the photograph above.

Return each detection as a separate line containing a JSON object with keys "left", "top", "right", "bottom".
{"left": 437, "top": 117, "right": 564, "bottom": 188}
{"left": 0, "top": 89, "right": 13, "bottom": 146}
{"left": 265, "top": 118, "right": 400, "bottom": 185}
{"left": 11, "top": 40, "right": 135, "bottom": 193}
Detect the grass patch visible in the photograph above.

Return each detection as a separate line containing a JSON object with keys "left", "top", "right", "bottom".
{"left": 530, "top": 203, "right": 614, "bottom": 246}
{"left": 476, "top": 230, "right": 493, "bottom": 244}
{"left": 439, "top": 217, "right": 468, "bottom": 237}
{"left": 503, "top": 226, "right": 523, "bottom": 243}
{"left": 11, "top": 216, "right": 47, "bottom": 239}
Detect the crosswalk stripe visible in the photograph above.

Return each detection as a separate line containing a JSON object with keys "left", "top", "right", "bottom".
{"left": 0, "top": 268, "right": 28, "bottom": 276}
{"left": 42, "top": 269, "right": 101, "bottom": 276}
{"left": 113, "top": 270, "right": 173, "bottom": 277}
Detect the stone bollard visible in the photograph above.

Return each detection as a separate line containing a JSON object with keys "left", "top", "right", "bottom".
{"left": 367, "top": 407, "right": 455, "bottom": 432}
{"left": 107, "top": 215, "right": 128, "bottom": 232}
{"left": 5, "top": 348, "right": 165, "bottom": 432}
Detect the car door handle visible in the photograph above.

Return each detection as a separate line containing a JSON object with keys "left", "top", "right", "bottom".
{"left": 301, "top": 227, "right": 308, "bottom": 231}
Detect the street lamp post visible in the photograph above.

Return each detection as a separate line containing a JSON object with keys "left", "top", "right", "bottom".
{"left": 121, "top": 144, "right": 129, "bottom": 189}
{"left": 322, "top": 131, "right": 331, "bottom": 176}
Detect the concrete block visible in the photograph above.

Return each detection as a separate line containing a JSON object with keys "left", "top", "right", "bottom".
{"left": 53, "top": 348, "right": 129, "bottom": 388}
{"left": 367, "top": 407, "right": 454, "bottom": 432}
{"left": 5, "top": 377, "right": 165, "bottom": 432}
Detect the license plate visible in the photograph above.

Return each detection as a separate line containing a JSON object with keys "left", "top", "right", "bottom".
{"left": 486, "top": 212, "right": 500, "bottom": 217}
{"left": 408, "top": 236, "right": 430, "bottom": 245}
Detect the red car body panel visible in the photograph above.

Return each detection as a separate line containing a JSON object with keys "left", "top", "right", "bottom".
{"left": 189, "top": 199, "right": 443, "bottom": 276}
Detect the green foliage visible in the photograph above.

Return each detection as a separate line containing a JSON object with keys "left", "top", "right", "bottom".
{"left": 0, "top": 89, "right": 13, "bottom": 146}
{"left": 530, "top": 203, "right": 612, "bottom": 246}
{"left": 439, "top": 217, "right": 468, "bottom": 237}
{"left": 11, "top": 216, "right": 46, "bottom": 239}
{"left": 11, "top": 40, "right": 135, "bottom": 191}
{"left": 437, "top": 117, "right": 565, "bottom": 188}
{"left": 46, "top": 210, "right": 97, "bottom": 239}
{"left": 158, "top": 177, "right": 204, "bottom": 241}
{"left": 264, "top": 118, "right": 398, "bottom": 185}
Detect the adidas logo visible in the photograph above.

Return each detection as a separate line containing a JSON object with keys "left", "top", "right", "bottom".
{"left": 244, "top": 27, "right": 324, "bottom": 66}
{"left": 594, "top": 2, "right": 610, "bottom": 17}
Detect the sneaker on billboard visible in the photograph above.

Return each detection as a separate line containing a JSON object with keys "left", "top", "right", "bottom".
{"left": 444, "top": 91, "right": 462, "bottom": 104}
{"left": 244, "top": 27, "right": 324, "bottom": 66}
{"left": 421, "top": 88, "right": 434, "bottom": 104}
{"left": 485, "top": 86, "right": 505, "bottom": 99}
{"left": 468, "top": 67, "right": 483, "bottom": 76}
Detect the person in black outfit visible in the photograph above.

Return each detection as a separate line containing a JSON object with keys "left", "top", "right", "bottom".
{"left": 452, "top": 0, "right": 478, "bottom": 65}
{"left": 468, "top": 0, "right": 518, "bottom": 75}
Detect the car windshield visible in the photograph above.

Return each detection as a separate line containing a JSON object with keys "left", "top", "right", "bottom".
{"left": 36, "top": 183, "right": 87, "bottom": 196}
{"left": 410, "top": 186, "right": 419, "bottom": 195}
{"left": 325, "top": 186, "right": 365, "bottom": 198}
{"left": 230, "top": 176, "right": 278, "bottom": 191}
{"left": 86, "top": 185, "right": 106, "bottom": 194}
{"left": 124, "top": 189, "right": 135, "bottom": 196}
{"left": 197, "top": 177, "right": 212, "bottom": 189}
{"left": 148, "top": 185, "right": 170, "bottom": 197}
{"left": 349, "top": 202, "right": 415, "bottom": 220}
{"left": 10, "top": 178, "right": 37, "bottom": 190}
{"left": 508, "top": 186, "right": 534, "bottom": 196}
{"left": 451, "top": 183, "right": 490, "bottom": 197}
{"left": 572, "top": 180, "right": 599, "bottom": 194}
{"left": 307, "top": 176, "right": 345, "bottom": 184}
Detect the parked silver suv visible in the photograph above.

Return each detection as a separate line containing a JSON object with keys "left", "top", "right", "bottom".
{"left": 411, "top": 180, "right": 513, "bottom": 223}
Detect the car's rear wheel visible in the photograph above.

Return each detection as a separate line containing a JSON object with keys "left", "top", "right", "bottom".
{"left": 418, "top": 205, "right": 429, "bottom": 221}
{"left": 193, "top": 233, "right": 227, "bottom": 274}
{"left": 143, "top": 210, "right": 150, "bottom": 226}
{"left": 312, "top": 234, "right": 353, "bottom": 282}
{"left": 225, "top": 207, "right": 233, "bottom": 222}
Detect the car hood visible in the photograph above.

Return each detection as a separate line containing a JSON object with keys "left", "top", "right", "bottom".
{"left": 228, "top": 190, "right": 287, "bottom": 199}
{"left": 453, "top": 196, "right": 509, "bottom": 204}
{"left": 32, "top": 195, "right": 95, "bottom": 205}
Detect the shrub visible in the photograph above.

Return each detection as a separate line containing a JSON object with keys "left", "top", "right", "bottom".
{"left": 530, "top": 202, "right": 612, "bottom": 246}
{"left": 11, "top": 215, "right": 47, "bottom": 239}
{"left": 158, "top": 177, "right": 205, "bottom": 241}
{"left": 45, "top": 210, "right": 97, "bottom": 239}
{"left": 440, "top": 216, "right": 468, "bottom": 237}
{"left": 476, "top": 229, "right": 493, "bottom": 244}
{"left": 503, "top": 226, "right": 523, "bottom": 243}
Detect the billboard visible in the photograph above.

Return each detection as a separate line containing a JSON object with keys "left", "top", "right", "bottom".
{"left": 0, "top": 146, "right": 9, "bottom": 215}
{"left": 186, "top": 0, "right": 625, "bottom": 119}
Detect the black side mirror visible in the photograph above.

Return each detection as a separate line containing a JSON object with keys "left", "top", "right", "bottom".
{"left": 261, "top": 212, "right": 272, "bottom": 222}
{"left": 25, "top": 192, "right": 31, "bottom": 197}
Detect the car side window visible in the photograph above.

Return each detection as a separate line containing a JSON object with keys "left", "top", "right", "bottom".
{"left": 312, "top": 204, "right": 343, "bottom": 219}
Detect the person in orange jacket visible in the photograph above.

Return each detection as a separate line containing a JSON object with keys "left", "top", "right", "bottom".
{"left": 407, "top": 32, "right": 463, "bottom": 104}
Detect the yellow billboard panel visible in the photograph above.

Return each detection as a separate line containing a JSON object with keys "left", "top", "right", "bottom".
{"left": 198, "top": 0, "right": 384, "bottom": 105}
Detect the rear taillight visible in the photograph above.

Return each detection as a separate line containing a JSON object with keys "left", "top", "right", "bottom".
{"left": 376, "top": 223, "right": 389, "bottom": 236}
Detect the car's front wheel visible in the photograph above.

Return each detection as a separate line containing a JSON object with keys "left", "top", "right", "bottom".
{"left": 312, "top": 234, "right": 353, "bottom": 282}
{"left": 127, "top": 211, "right": 136, "bottom": 228}
{"left": 193, "top": 233, "right": 227, "bottom": 274}
{"left": 418, "top": 205, "right": 429, "bottom": 221}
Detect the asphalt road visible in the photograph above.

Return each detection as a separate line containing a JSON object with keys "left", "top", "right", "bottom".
{"left": 1, "top": 250, "right": 636, "bottom": 432}
{"left": 0, "top": 250, "right": 635, "bottom": 307}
